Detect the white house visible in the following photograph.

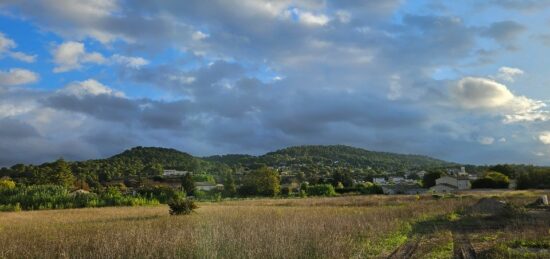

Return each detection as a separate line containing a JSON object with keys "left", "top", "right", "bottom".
{"left": 195, "top": 182, "right": 223, "bottom": 191}
{"left": 382, "top": 183, "right": 427, "bottom": 195}
{"left": 373, "top": 177, "right": 386, "bottom": 184}
{"left": 163, "top": 169, "right": 190, "bottom": 177}
{"left": 390, "top": 177, "right": 405, "bottom": 183}
{"left": 430, "top": 175, "right": 470, "bottom": 193}
{"left": 430, "top": 183, "right": 456, "bottom": 193}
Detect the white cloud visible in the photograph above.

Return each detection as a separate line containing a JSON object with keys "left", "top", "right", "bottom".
{"left": 477, "top": 136, "right": 495, "bottom": 145}
{"left": 9, "top": 51, "right": 36, "bottom": 63}
{"left": 538, "top": 132, "right": 550, "bottom": 144}
{"left": 52, "top": 41, "right": 106, "bottom": 73}
{"left": 111, "top": 54, "right": 149, "bottom": 69}
{"left": 0, "top": 32, "right": 16, "bottom": 52}
{"left": 53, "top": 41, "right": 149, "bottom": 71}
{"left": 0, "top": 68, "right": 39, "bottom": 86}
{"left": 450, "top": 76, "right": 549, "bottom": 123}
{"left": 192, "top": 31, "right": 209, "bottom": 41}
{"left": 451, "top": 77, "right": 514, "bottom": 109}
{"left": 284, "top": 8, "right": 330, "bottom": 26}
{"left": 59, "top": 79, "right": 125, "bottom": 98}
{"left": 0, "top": 32, "right": 36, "bottom": 63}
{"left": 495, "top": 66, "right": 524, "bottom": 82}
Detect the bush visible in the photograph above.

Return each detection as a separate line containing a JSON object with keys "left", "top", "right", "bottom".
{"left": 281, "top": 187, "right": 290, "bottom": 196}
{"left": 0, "top": 179, "right": 16, "bottom": 190}
{"left": 472, "top": 172, "right": 509, "bottom": 189}
{"left": 168, "top": 197, "right": 197, "bottom": 215}
{"left": 0, "top": 185, "right": 160, "bottom": 211}
{"left": 306, "top": 184, "right": 337, "bottom": 196}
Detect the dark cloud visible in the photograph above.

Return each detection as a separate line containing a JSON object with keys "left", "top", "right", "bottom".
{"left": 481, "top": 21, "right": 526, "bottom": 43}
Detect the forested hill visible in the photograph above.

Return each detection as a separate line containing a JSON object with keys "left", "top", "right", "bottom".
{"left": 2, "top": 145, "right": 454, "bottom": 185}
{"left": 205, "top": 145, "right": 454, "bottom": 171}
{"left": 108, "top": 146, "right": 200, "bottom": 170}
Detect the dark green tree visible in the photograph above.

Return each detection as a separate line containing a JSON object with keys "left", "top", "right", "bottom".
{"left": 422, "top": 170, "right": 443, "bottom": 188}
{"left": 50, "top": 159, "right": 75, "bottom": 187}
{"left": 181, "top": 173, "right": 195, "bottom": 196}
{"left": 223, "top": 172, "right": 237, "bottom": 197}
{"left": 240, "top": 166, "right": 280, "bottom": 196}
{"left": 331, "top": 170, "right": 354, "bottom": 188}
{"left": 472, "top": 171, "right": 510, "bottom": 189}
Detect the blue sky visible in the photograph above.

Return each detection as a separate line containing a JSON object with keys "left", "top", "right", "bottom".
{"left": 1, "top": 0, "right": 550, "bottom": 166}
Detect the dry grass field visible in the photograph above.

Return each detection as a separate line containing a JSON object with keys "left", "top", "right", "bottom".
{"left": 0, "top": 191, "right": 548, "bottom": 258}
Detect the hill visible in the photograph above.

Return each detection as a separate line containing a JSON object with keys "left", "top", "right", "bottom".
{"left": 3, "top": 145, "right": 454, "bottom": 185}
{"left": 108, "top": 146, "right": 200, "bottom": 171}
{"left": 206, "top": 145, "right": 454, "bottom": 172}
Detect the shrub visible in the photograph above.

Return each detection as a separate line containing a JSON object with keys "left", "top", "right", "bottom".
{"left": 472, "top": 172, "right": 509, "bottom": 189}
{"left": 281, "top": 187, "right": 290, "bottom": 196}
{"left": 0, "top": 179, "right": 16, "bottom": 190}
{"left": 168, "top": 197, "right": 197, "bottom": 215}
{"left": 306, "top": 184, "right": 337, "bottom": 196}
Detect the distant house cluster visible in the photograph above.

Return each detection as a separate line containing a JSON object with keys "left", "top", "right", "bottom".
{"left": 163, "top": 169, "right": 191, "bottom": 177}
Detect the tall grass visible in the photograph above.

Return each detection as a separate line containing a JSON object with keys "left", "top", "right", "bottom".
{"left": 0, "top": 195, "right": 467, "bottom": 258}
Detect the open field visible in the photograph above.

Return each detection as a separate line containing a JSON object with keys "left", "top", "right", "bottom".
{"left": 0, "top": 191, "right": 549, "bottom": 258}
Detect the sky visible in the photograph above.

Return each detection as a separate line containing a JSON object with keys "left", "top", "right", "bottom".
{"left": 1, "top": 0, "right": 550, "bottom": 166}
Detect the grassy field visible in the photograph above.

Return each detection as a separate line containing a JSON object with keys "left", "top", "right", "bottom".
{"left": 0, "top": 191, "right": 548, "bottom": 258}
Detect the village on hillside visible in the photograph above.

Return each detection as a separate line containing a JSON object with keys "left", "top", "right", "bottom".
{"left": 153, "top": 165, "right": 516, "bottom": 197}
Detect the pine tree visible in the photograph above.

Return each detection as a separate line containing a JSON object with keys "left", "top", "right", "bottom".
{"left": 223, "top": 172, "right": 237, "bottom": 197}
{"left": 181, "top": 173, "right": 195, "bottom": 196}
{"left": 50, "top": 158, "right": 75, "bottom": 188}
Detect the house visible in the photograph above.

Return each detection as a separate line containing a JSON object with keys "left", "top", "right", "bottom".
{"left": 416, "top": 171, "right": 427, "bottom": 178}
{"left": 373, "top": 177, "right": 386, "bottom": 184}
{"left": 389, "top": 177, "right": 405, "bottom": 183}
{"left": 163, "top": 169, "right": 190, "bottom": 177}
{"left": 430, "top": 183, "right": 457, "bottom": 193}
{"left": 195, "top": 182, "right": 222, "bottom": 191}
{"left": 382, "top": 183, "right": 427, "bottom": 195}
{"left": 430, "top": 175, "right": 470, "bottom": 193}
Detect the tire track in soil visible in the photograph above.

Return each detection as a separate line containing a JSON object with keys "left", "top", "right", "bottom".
{"left": 387, "top": 238, "right": 421, "bottom": 259}
{"left": 452, "top": 232, "right": 476, "bottom": 259}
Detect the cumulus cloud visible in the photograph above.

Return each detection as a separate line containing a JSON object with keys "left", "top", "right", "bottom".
{"left": 0, "top": 32, "right": 36, "bottom": 62}
{"left": 53, "top": 41, "right": 149, "bottom": 72}
{"left": 538, "top": 132, "right": 550, "bottom": 145}
{"left": 450, "top": 76, "right": 549, "bottom": 123}
{"left": 52, "top": 41, "right": 107, "bottom": 72}
{"left": 495, "top": 66, "right": 524, "bottom": 82}
{"left": 290, "top": 9, "right": 330, "bottom": 26}
{"left": 451, "top": 77, "right": 514, "bottom": 109}
{"left": 111, "top": 54, "right": 149, "bottom": 69}
{"left": 0, "top": 68, "right": 39, "bottom": 86}
{"left": 57, "top": 79, "right": 125, "bottom": 98}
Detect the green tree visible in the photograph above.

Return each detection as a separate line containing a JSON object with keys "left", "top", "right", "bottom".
{"left": 50, "top": 159, "right": 75, "bottom": 187}
{"left": 223, "top": 172, "right": 237, "bottom": 197}
{"left": 472, "top": 171, "right": 510, "bottom": 189}
{"left": 181, "top": 173, "right": 195, "bottom": 196}
{"left": 489, "top": 164, "right": 516, "bottom": 178}
{"left": 422, "top": 171, "right": 442, "bottom": 188}
{"left": 241, "top": 166, "right": 280, "bottom": 196}
{"left": 331, "top": 170, "right": 354, "bottom": 188}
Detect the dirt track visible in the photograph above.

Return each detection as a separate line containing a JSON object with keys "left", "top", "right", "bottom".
{"left": 452, "top": 232, "right": 476, "bottom": 259}
{"left": 387, "top": 238, "right": 420, "bottom": 259}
